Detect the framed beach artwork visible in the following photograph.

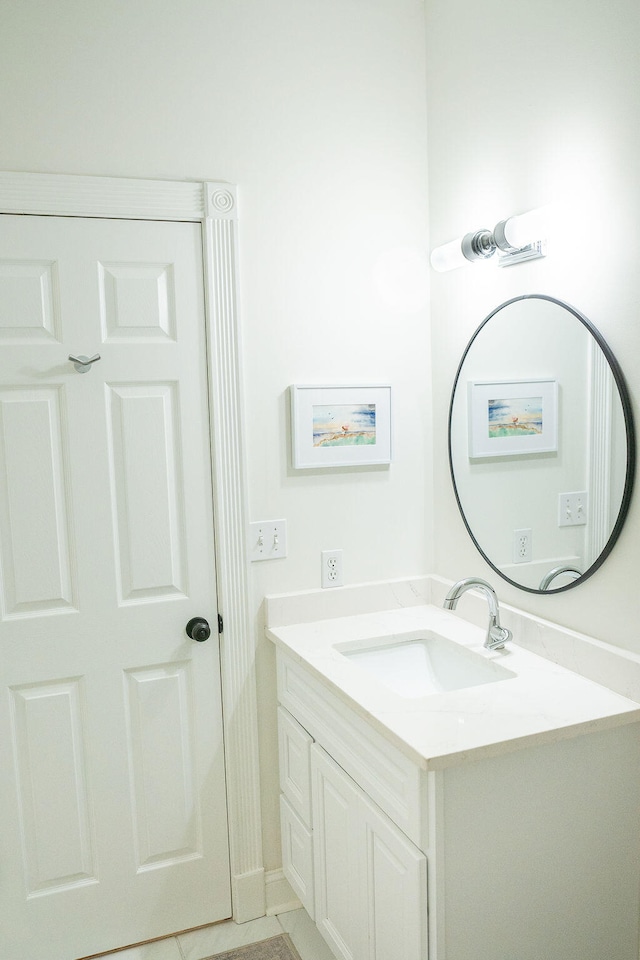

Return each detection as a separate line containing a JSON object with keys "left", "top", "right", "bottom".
{"left": 290, "top": 384, "right": 392, "bottom": 469}
{"left": 468, "top": 378, "right": 558, "bottom": 458}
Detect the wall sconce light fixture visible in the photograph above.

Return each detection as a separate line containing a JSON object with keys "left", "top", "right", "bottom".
{"left": 430, "top": 206, "right": 549, "bottom": 272}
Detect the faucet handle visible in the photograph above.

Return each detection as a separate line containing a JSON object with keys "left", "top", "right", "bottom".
{"left": 486, "top": 620, "right": 511, "bottom": 651}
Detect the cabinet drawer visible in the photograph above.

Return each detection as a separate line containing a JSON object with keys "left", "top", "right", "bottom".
{"left": 280, "top": 795, "right": 315, "bottom": 920}
{"left": 278, "top": 705, "right": 313, "bottom": 825}
{"left": 278, "top": 652, "right": 428, "bottom": 849}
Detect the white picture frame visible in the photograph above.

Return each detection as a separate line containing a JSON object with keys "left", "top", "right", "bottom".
{"left": 468, "top": 378, "right": 558, "bottom": 458}
{"left": 290, "top": 384, "right": 392, "bottom": 469}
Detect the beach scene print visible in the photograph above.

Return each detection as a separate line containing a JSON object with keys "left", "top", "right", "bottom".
{"left": 488, "top": 396, "right": 543, "bottom": 438}
{"left": 313, "top": 403, "right": 377, "bottom": 447}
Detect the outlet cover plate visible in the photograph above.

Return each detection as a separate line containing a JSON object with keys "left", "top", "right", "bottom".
{"left": 513, "top": 528, "right": 533, "bottom": 563}
{"left": 321, "top": 549, "right": 343, "bottom": 588}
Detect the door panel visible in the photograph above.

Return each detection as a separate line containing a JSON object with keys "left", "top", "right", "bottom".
{"left": 0, "top": 214, "right": 231, "bottom": 960}
{"left": 98, "top": 260, "right": 177, "bottom": 341}
{"left": 0, "top": 258, "right": 60, "bottom": 341}
{"left": 0, "top": 386, "right": 76, "bottom": 616}
{"left": 124, "top": 661, "right": 201, "bottom": 869}
{"left": 10, "top": 677, "right": 96, "bottom": 896}
{"left": 106, "top": 382, "right": 187, "bottom": 601}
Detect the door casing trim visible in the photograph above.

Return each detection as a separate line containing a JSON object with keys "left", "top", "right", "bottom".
{"left": 0, "top": 171, "right": 264, "bottom": 922}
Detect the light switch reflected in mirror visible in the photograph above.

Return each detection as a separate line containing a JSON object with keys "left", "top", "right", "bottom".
{"left": 448, "top": 295, "right": 635, "bottom": 593}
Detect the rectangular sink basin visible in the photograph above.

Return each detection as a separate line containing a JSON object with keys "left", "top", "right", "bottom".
{"left": 339, "top": 633, "right": 515, "bottom": 698}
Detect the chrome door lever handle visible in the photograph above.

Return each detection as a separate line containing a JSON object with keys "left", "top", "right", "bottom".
{"left": 69, "top": 353, "right": 101, "bottom": 373}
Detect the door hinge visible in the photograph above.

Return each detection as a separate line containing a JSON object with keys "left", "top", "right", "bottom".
{"left": 218, "top": 613, "right": 223, "bottom": 634}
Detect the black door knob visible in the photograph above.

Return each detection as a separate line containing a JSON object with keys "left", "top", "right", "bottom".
{"left": 186, "top": 617, "right": 211, "bottom": 642}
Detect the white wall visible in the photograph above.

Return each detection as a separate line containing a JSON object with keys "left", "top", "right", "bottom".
{"left": 426, "top": 0, "right": 640, "bottom": 649}
{"left": 0, "top": 0, "right": 432, "bottom": 873}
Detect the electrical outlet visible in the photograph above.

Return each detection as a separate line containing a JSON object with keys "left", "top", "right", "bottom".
{"left": 558, "top": 491, "right": 588, "bottom": 527}
{"left": 513, "top": 528, "right": 532, "bottom": 563}
{"left": 321, "top": 549, "right": 343, "bottom": 588}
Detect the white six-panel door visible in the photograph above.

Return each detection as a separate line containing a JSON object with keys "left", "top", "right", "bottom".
{"left": 0, "top": 214, "right": 231, "bottom": 960}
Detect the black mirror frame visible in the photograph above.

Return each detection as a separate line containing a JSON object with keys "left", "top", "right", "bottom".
{"left": 448, "top": 294, "right": 636, "bottom": 594}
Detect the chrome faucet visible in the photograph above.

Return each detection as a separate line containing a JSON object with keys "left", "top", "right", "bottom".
{"left": 443, "top": 577, "right": 512, "bottom": 651}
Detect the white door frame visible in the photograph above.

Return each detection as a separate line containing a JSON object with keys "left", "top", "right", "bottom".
{"left": 0, "top": 171, "right": 265, "bottom": 923}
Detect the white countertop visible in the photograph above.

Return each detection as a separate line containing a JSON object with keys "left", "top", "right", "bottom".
{"left": 266, "top": 603, "right": 640, "bottom": 769}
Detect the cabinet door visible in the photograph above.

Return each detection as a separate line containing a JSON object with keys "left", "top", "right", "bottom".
{"left": 311, "top": 744, "right": 428, "bottom": 960}
{"left": 280, "top": 795, "right": 315, "bottom": 919}
{"left": 278, "top": 706, "right": 313, "bottom": 824}
{"left": 311, "top": 744, "right": 362, "bottom": 960}
{"left": 359, "top": 794, "right": 427, "bottom": 960}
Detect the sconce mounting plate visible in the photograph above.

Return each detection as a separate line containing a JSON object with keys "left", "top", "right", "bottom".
{"left": 497, "top": 239, "right": 547, "bottom": 268}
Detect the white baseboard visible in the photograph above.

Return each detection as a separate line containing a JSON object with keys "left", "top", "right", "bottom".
{"left": 265, "top": 868, "right": 302, "bottom": 917}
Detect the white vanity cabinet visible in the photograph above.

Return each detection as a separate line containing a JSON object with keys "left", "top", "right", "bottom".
{"left": 276, "top": 648, "right": 640, "bottom": 960}
{"left": 277, "top": 660, "right": 428, "bottom": 960}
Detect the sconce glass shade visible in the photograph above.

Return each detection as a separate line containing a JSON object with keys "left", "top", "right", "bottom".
{"left": 430, "top": 229, "right": 495, "bottom": 272}
{"left": 430, "top": 236, "right": 470, "bottom": 272}
{"left": 499, "top": 206, "right": 550, "bottom": 251}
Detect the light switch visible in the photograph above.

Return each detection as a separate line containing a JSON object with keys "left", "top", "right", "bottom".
{"left": 558, "top": 491, "right": 588, "bottom": 527}
{"left": 249, "top": 519, "right": 288, "bottom": 561}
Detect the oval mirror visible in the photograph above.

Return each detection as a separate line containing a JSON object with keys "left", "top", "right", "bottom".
{"left": 448, "top": 295, "right": 635, "bottom": 593}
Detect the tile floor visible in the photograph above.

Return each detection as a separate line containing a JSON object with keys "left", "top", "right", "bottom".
{"left": 96, "top": 908, "right": 335, "bottom": 960}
